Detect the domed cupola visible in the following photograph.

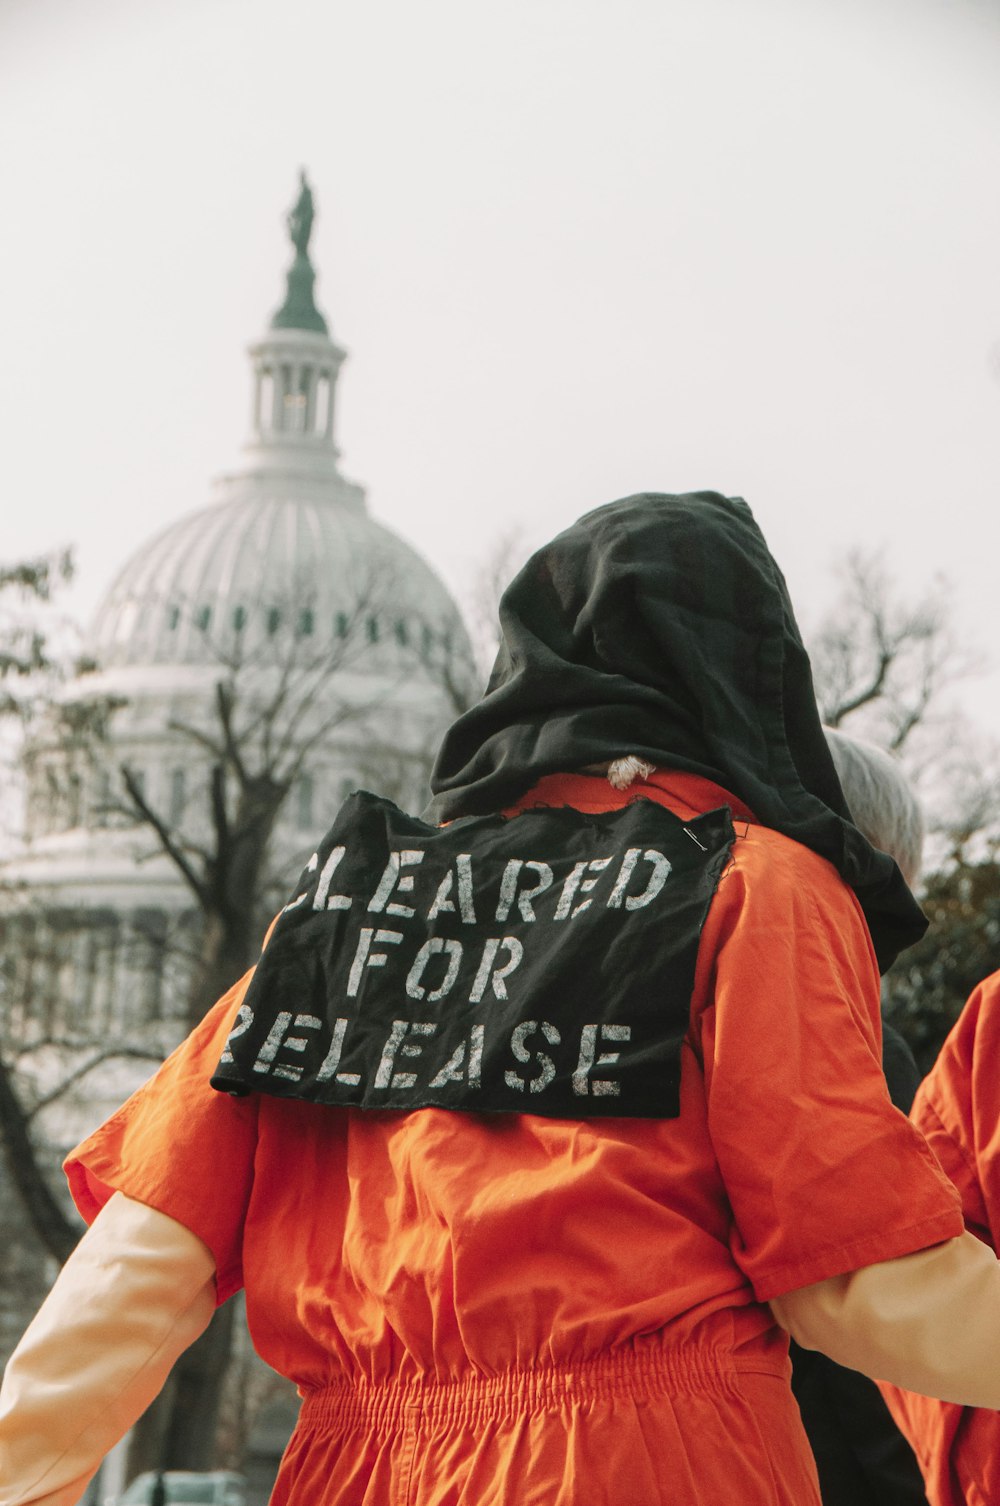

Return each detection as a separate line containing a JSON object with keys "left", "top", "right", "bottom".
{"left": 240, "top": 168, "right": 352, "bottom": 486}
{"left": 88, "top": 174, "right": 470, "bottom": 683}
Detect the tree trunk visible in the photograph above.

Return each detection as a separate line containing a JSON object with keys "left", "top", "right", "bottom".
{"left": 0, "top": 1051, "right": 78, "bottom": 1265}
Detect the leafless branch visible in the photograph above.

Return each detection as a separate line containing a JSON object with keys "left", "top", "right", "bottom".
{"left": 121, "top": 763, "right": 211, "bottom": 907}
{"left": 24, "top": 1046, "right": 167, "bottom": 1122}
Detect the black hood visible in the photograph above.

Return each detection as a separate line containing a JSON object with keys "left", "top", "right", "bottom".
{"left": 428, "top": 491, "right": 926, "bottom": 973}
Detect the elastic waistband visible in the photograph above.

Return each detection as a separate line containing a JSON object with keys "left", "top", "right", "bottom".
{"left": 299, "top": 1344, "right": 788, "bottom": 1432}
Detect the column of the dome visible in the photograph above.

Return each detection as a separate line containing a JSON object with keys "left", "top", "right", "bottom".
{"left": 252, "top": 364, "right": 264, "bottom": 432}
{"left": 322, "top": 367, "right": 334, "bottom": 440}
{"left": 270, "top": 363, "right": 284, "bottom": 432}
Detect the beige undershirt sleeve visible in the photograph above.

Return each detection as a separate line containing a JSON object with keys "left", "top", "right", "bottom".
{"left": 0, "top": 1192, "right": 216, "bottom": 1506}
{"left": 771, "top": 1231, "right": 1000, "bottom": 1408}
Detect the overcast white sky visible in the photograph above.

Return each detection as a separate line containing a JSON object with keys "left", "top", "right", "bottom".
{"left": 2, "top": 0, "right": 999, "bottom": 729}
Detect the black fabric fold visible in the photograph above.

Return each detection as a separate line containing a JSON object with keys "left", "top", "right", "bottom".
{"left": 427, "top": 491, "right": 925, "bottom": 972}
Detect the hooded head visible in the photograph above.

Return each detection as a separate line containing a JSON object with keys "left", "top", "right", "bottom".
{"left": 428, "top": 491, "right": 926, "bottom": 972}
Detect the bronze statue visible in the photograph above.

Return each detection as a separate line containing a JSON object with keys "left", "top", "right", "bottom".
{"left": 271, "top": 171, "right": 328, "bottom": 334}
{"left": 287, "top": 171, "right": 315, "bottom": 258}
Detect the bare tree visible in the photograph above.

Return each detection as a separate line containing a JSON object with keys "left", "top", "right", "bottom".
{"left": 806, "top": 549, "right": 1000, "bottom": 1067}
{"left": 808, "top": 549, "right": 969, "bottom": 753}
{"left": 457, "top": 527, "right": 530, "bottom": 685}
{"left": 0, "top": 561, "right": 477, "bottom": 1480}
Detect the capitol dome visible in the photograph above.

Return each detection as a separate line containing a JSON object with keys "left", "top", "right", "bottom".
{"left": 88, "top": 180, "right": 469, "bottom": 689}
{"left": 0, "top": 178, "right": 480, "bottom": 1482}
{"left": 89, "top": 490, "right": 465, "bottom": 674}
{"left": 10, "top": 172, "right": 474, "bottom": 908}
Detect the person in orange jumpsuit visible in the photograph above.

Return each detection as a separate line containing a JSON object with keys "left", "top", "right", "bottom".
{"left": 788, "top": 727, "right": 932, "bottom": 1506}
{"left": 880, "top": 969, "right": 1000, "bottom": 1506}
{"left": 4, "top": 491, "right": 1000, "bottom": 1506}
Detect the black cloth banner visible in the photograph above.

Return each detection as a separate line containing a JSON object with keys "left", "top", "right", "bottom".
{"left": 211, "top": 791, "right": 735, "bottom": 1120}
{"left": 426, "top": 492, "right": 927, "bottom": 974}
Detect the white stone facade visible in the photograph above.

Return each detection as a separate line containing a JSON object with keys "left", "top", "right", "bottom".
{"left": 0, "top": 198, "right": 475, "bottom": 1444}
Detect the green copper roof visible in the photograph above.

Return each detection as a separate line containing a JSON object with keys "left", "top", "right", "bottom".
{"left": 271, "top": 172, "right": 329, "bottom": 335}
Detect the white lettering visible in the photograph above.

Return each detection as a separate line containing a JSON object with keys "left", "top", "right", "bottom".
{"left": 468, "top": 1022, "right": 484, "bottom": 1088}
{"left": 373, "top": 1020, "right": 408, "bottom": 1088}
{"left": 554, "top": 856, "right": 612, "bottom": 919}
{"left": 495, "top": 859, "right": 554, "bottom": 922}
{"left": 219, "top": 1002, "right": 253, "bottom": 1063}
{"left": 316, "top": 1017, "right": 358, "bottom": 1083}
{"left": 607, "top": 847, "right": 671, "bottom": 909}
{"left": 606, "top": 848, "right": 640, "bottom": 908}
{"left": 553, "top": 862, "right": 586, "bottom": 919}
{"left": 469, "top": 936, "right": 524, "bottom": 1002}
{"left": 406, "top": 938, "right": 464, "bottom": 1001}
{"left": 367, "top": 849, "right": 426, "bottom": 917}
{"left": 428, "top": 1025, "right": 485, "bottom": 1090}
{"left": 347, "top": 927, "right": 404, "bottom": 996}
{"left": 572, "top": 1023, "right": 631, "bottom": 1097}
{"left": 252, "top": 1011, "right": 292, "bottom": 1073}
{"left": 314, "top": 846, "right": 351, "bottom": 911}
{"left": 504, "top": 1020, "right": 559, "bottom": 1094}
{"left": 284, "top": 1013, "right": 322, "bottom": 1052}
{"left": 626, "top": 851, "right": 672, "bottom": 909}
{"left": 427, "top": 855, "right": 477, "bottom": 924}
{"left": 374, "top": 1019, "right": 437, "bottom": 1090}
{"left": 429, "top": 1041, "right": 467, "bottom": 1086}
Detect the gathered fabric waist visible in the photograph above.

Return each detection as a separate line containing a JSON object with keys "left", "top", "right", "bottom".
{"left": 298, "top": 1342, "right": 790, "bottom": 1433}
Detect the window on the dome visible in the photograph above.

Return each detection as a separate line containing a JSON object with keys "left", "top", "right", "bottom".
{"left": 335, "top": 611, "right": 350, "bottom": 639}
{"left": 232, "top": 605, "right": 246, "bottom": 633}
{"left": 421, "top": 623, "right": 434, "bottom": 660}
{"left": 298, "top": 607, "right": 315, "bottom": 637}
{"left": 366, "top": 615, "right": 380, "bottom": 644}
{"left": 167, "top": 605, "right": 180, "bottom": 631}
{"left": 267, "top": 607, "right": 281, "bottom": 636}
{"left": 196, "top": 605, "right": 212, "bottom": 632}
{"left": 394, "top": 619, "right": 409, "bottom": 646}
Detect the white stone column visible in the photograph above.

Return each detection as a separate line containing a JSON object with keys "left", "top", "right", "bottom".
{"left": 272, "top": 365, "right": 287, "bottom": 430}
{"left": 253, "top": 365, "right": 264, "bottom": 433}
{"left": 305, "top": 366, "right": 319, "bottom": 433}
{"left": 324, "top": 367, "right": 335, "bottom": 440}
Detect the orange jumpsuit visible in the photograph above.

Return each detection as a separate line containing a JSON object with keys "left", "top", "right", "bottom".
{"left": 64, "top": 771, "right": 962, "bottom": 1506}
{"left": 880, "top": 969, "right": 1000, "bottom": 1506}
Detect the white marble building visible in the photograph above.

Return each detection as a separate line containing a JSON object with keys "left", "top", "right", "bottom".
{"left": 0, "top": 178, "right": 474, "bottom": 1491}
{"left": 4, "top": 175, "right": 473, "bottom": 1110}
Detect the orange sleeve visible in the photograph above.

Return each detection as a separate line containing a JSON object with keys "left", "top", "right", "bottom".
{"left": 879, "top": 972, "right": 1000, "bottom": 1506}
{"left": 696, "top": 828, "right": 962, "bottom": 1303}
{"left": 63, "top": 971, "right": 259, "bottom": 1305}
{"left": 912, "top": 971, "right": 1000, "bottom": 1246}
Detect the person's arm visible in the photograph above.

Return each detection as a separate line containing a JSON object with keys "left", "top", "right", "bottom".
{"left": 772, "top": 1230, "right": 1000, "bottom": 1408}
{"left": 0, "top": 1193, "right": 216, "bottom": 1506}
{"left": 697, "top": 832, "right": 963, "bottom": 1306}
